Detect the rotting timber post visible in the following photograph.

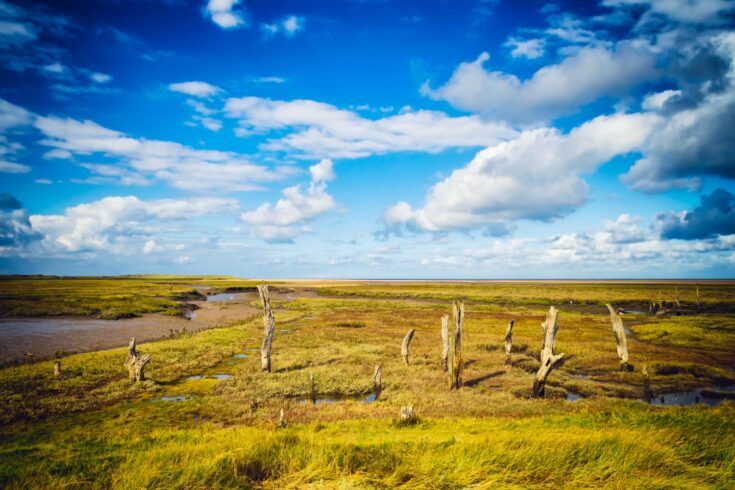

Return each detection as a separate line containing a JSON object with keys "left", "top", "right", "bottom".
{"left": 440, "top": 314, "right": 449, "bottom": 371}
{"left": 532, "top": 306, "right": 565, "bottom": 398}
{"left": 124, "top": 337, "right": 151, "bottom": 382}
{"left": 448, "top": 300, "right": 464, "bottom": 390}
{"left": 401, "top": 329, "right": 416, "bottom": 366}
{"left": 257, "top": 284, "right": 275, "bottom": 372}
{"left": 504, "top": 320, "right": 515, "bottom": 365}
{"left": 606, "top": 304, "right": 631, "bottom": 371}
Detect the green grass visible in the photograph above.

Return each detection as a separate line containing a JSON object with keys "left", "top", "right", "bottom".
{"left": 1, "top": 277, "right": 734, "bottom": 488}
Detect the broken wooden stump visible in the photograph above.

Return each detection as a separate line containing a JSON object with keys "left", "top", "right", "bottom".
{"left": 53, "top": 360, "right": 61, "bottom": 377}
{"left": 124, "top": 337, "right": 151, "bottom": 383}
{"left": 504, "top": 320, "right": 515, "bottom": 365}
{"left": 277, "top": 406, "right": 286, "bottom": 428}
{"left": 309, "top": 372, "right": 316, "bottom": 404}
{"left": 448, "top": 300, "right": 464, "bottom": 390}
{"left": 401, "top": 329, "right": 416, "bottom": 366}
{"left": 257, "top": 284, "right": 275, "bottom": 373}
{"left": 440, "top": 314, "right": 449, "bottom": 371}
{"left": 373, "top": 363, "right": 382, "bottom": 395}
{"left": 642, "top": 365, "right": 652, "bottom": 403}
{"left": 399, "top": 404, "right": 417, "bottom": 424}
{"left": 532, "top": 306, "right": 565, "bottom": 398}
{"left": 606, "top": 304, "right": 631, "bottom": 371}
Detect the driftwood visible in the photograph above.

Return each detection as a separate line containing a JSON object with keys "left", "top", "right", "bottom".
{"left": 532, "top": 307, "right": 565, "bottom": 397}
{"left": 504, "top": 320, "right": 515, "bottom": 365}
{"left": 124, "top": 337, "right": 151, "bottom": 382}
{"left": 373, "top": 364, "right": 382, "bottom": 395}
{"left": 309, "top": 372, "right": 316, "bottom": 404}
{"left": 400, "top": 404, "right": 416, "bottom": 424}
{"left": 54, "top": 360, "right": 61, "bottom": 377}
{"left": 401, "top": 329, "right": 416, "bottom": 366}
{"left": 642, "top": 365, "right": 652, "bottom": 403}
{"left": 448, "top": 300, "right": 464, "bottom": 390}
{"left": 440, "top": 315, "right": 449, "bottom": 371}
{"left": 257, "top": 285, "right": 275, "bottom": 372}
{"left": 606, "top": 304, "right": 630, "bottom": 371}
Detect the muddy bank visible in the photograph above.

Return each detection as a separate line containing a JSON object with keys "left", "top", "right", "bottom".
{"left": 0, "top": 296, "right": 261, "bottom": 365}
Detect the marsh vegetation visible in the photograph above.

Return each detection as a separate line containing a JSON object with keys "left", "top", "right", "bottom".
{"left": 0, "top": 277, "right": 734, "bottom": 488}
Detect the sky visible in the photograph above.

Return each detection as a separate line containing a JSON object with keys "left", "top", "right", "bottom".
{"left": 1, "top": 0, "right": 735, "bottom": 279}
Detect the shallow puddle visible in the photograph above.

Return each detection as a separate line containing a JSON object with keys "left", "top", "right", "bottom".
{"left": 297, "top": 393, "right": 378, "bottom": 404}
{"left": 207, "top": 293, "right": 237, "bottom": 302}
{"left": 209, "top": 374, "right": 233, "bottom": 380}
{"left": 233, "top": 353, "right": 249, "bottom": 359}
{"left": 565, "top": 391, "right": 582, "bottom": 401}
{"left": 649, "top": 384, "right": 735, "bottom": 407}
{"left": 186, "top": 375, "right": 203, "bottom": 381}
{"left": 158, "top": 395, "right": 192, "bottom": 402}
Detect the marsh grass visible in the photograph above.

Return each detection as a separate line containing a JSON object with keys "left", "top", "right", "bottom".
{"left": 1, "top": 278, "right": 734, "bottom": 488}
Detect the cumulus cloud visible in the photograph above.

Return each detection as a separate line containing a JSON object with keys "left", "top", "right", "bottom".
{"left": 604, "top": 0, "right": 735, "bottom": 26}
{"left": 241, "top": 159, "right": 336, "bottom": 243}
{"left": 0, "top": 98, "right": 33, "bottom": 131}
{"left": 0, "top": 193, "right": 39, "bottom": 252}
{"left": 622, "top": 33, "right": 735, "bottom": 192}
{"left": 655, "top": 189, "right": 735, "bottom": 240}
{"left": 504, "top": 37, "right": 546, "bottom": 59}
{"left": 204, "top": 0, "right": 247, "bottom": 29}
{"left": 383, "top": 112, "right": 658, "bottom": 234}
{"left": 0, "top": 160, "right": 29, "bottom": 173}
{"left": 261, "top": 15, "right": 305, "bottom": 38}
{"left": 224, "top": 96, "right": 517, "bottom": 158}
{"left": 29, "top": 195, "right": 238, "bottom": 253}
{"left": 169, "top": 81, "right": 222, "bottom": 98}
{"left": 421, "top": 45, "right": 658, "bottom": 124}
{"left": 33, "top": 113, "right": 293, "bottom": 192}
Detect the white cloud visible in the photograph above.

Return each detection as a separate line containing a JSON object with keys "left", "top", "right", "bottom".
{"left": 309, "top": 158, "right": 335, "bottom": 182}
{"left": 383, "top": 112, "right": 658, "bottom": 234}
{"left": 29, "top": 195, "right": 238, "bottom": 253}
{"left": 0, "top": 160, "right": 30, "bottom": 173}
{"left": 89, "top": 72, "right": 112, "bottom": 84}
{"left": 205, "top": 0, "right": 246, "bottom": 29}
{"left": 261, "top": 15, "right": 305, "bottom": 38}
{"left": 240, "top": 160, "right": 337, "bottom": 243}
{"left": 224, "top": 96, "right": 517, "bottom": 159}
{"left": 169, "top": 81, "right": 222, "bottom": 98}
{"left": 251, "top": 76, "right": 286, "bottom": 84}
{"left": 42, "top": 62, "right": 66, "bottom": 75}
{"left": 504, "top": 37, "right": 546, "bottom": 59}
{"left": 34, "top": 114, "right": 293, "bottom": 192}
{"left": 641, "top": 89, "right": 681, "bottom": 111}
{"left": 421, "top": 44, "right": 658, "bottom": 124}
{"left": 0, "top": 98, "right": 33, "bottom": 132}
{"left": 604, "top": 0, "right": 735, "bottom": 26}
{"left": 34, "top": 178, "right": 52, "bottom": 185}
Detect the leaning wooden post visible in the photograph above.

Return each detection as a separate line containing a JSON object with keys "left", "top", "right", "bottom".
{"left": 401, "top": 329, "right": 416, "bottom": 366}
{"left": 440, "top": 315, "right": 449, "bottom": 371}
{"left": 448, "top": 300, "right": 464, "bottom": 390}
{"left": 54, "top": 360, "right": 61, "bottom": 377}
{"left": 373, "top": 364, "right": 382, "bottom": 396}
{"left": 124, "top": 337, "right": 152, "bottom": 382}
{"left": 532, "top": 307, "right": 565, "bottom": 398}
{"left": 642, "top": 365, "right": 652, "bottom": 403}
{"left": 606, "top": 304, "right": 630, "bottom": 371}
{"left": 309, "top": 372, "right": 316, "bottom": 404}
{"left": 257, "top": 285, "right": 275, "bottom": 373}
{"left": 504, "top": 320, "right": 515, "bottom": 365}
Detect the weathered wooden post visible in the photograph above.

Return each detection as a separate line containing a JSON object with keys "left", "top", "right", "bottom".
{"left": 448, "top": 300, "right": 464, "bottom": 390}
{"left": 532, "top": 307, "right": 565, "bottom": 397}
{"left": 696, "top": 284, "right": 701, "bottom": 313}
{"left": 124, "top": 337, "right": 152, "bottom": 382}
{"left": 606, "top": 304, "right": 630, "bottom": 371}
{"left": 309, "top": 372, "right": 316, "bottom": 404}
{"left": 401, "top": 329, "right": 415, "bottom": 366}
{"left": 440, "top": 314, "right": 449, "bottom": 371}
{"left": 257, "top": 284, "right": 275, "bottom": 372}
{"left": 277, "top": 406, "right": 286, "bottom": 428}
{"left": 400, "top": 404, "right": 416, "bottom": 424}
{"left": 54, "top": 360, "right": 61, "bottom": 377}
{"left": 504, "top": 320, "right": 515, "bottom": 365}
{"left": 674, "top": 286, "right": 680, "bottom": 313}
{"left": 373, "top": 364, "right": 382, "bottom": 395}
{"left": 642, "top": 365, "right": 652, "bottom": 403}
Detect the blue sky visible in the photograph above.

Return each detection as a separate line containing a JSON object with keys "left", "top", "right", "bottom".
{"left": 1, "top": 0, "right": 735, "bottom": 278}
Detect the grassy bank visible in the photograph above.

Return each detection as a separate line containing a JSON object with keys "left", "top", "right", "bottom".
{"left": 1, "top": 277, "right": 734, "bottom": 488}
